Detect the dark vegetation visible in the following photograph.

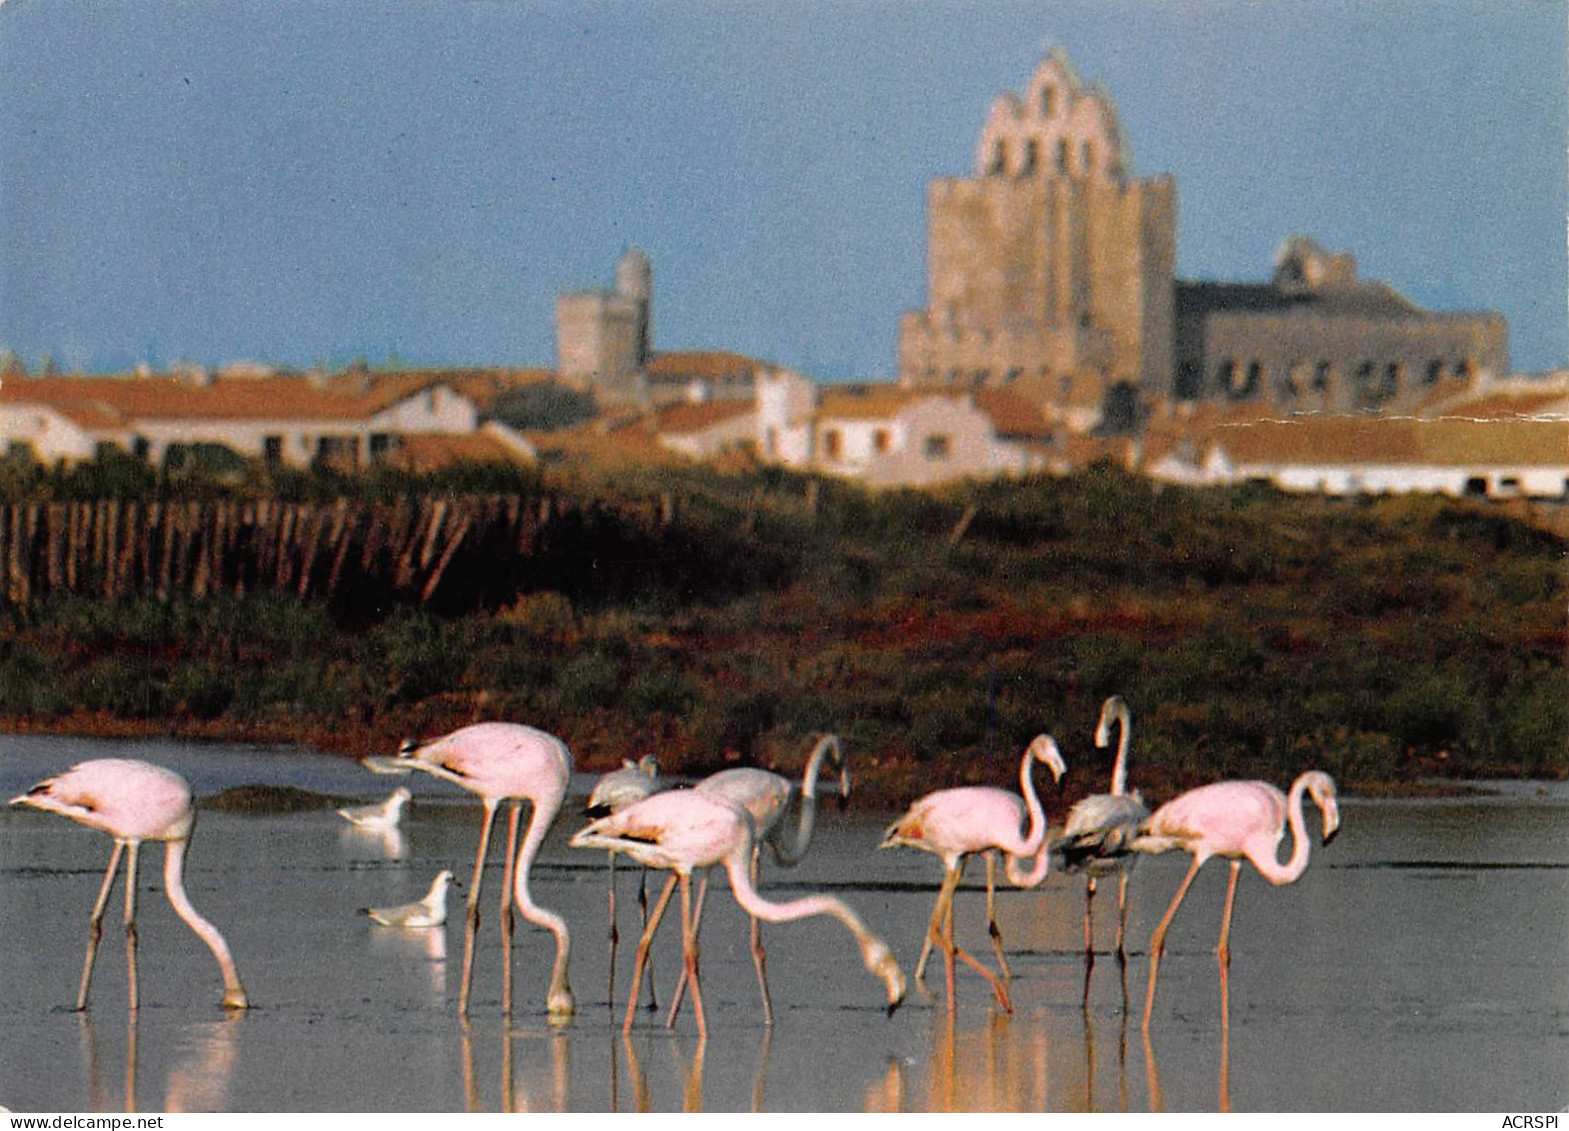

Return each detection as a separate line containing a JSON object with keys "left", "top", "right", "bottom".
{"left": 0, "top": 455, "right": 1563, "bottom": 805}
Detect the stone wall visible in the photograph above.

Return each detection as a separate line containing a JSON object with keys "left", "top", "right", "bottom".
{"left": 898, "top": 49, "right": 1177, "bottom": 419}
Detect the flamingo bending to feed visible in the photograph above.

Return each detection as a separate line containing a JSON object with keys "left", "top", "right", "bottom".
{"left": 1053, "top": 695, "right": 1149, "bottom": 964}
{"left": 337, "top": 787, "right": 412, "bottom": 832}
{"left": 1132, "top": 770, "right": 1340, "bottom": 1029}
{"left": 672, "top": 733, "right": 849, "bottom": 1024}
{"left": 584, "top": 754, "right": 662, "bottom": 1009}
{"left": 11, "top": 758, "right": 249, "bottom": 1012}
{"left": 364, "top": 869, "right": 457, "bottom": 928}
{"left": 570, "top": 788, "right": 906, "bottom": 1038}
{"left": 366, "top": 722, "right": 574, "bottom": 1017}
{"left": 880, "top": 734, "right": 1067, "bottom": 1015}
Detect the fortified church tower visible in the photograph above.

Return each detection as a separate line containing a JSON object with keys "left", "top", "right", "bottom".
{"left": 899, "top": 49, "right": 1176, "bottom": 426}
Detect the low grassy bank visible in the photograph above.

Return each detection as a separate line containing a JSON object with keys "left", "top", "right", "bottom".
{"left": 1, "top": 463, "right": 1562, "bottom": 808}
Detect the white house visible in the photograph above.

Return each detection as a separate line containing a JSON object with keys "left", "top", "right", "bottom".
{"left": 0, "top": 372, "right": 534, "bottom": 470}
{"left": 805, "top": 388, "right": 1051, "bottom": 488}
{"left": 1146, "top": 414, "right": 1569, "bottom": 500}
{"left": 653, "top": 372, "right": 1058, "bottom": 487}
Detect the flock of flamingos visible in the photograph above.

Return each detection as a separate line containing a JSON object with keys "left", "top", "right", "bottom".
{"left": 8, "top": 695, "right": 1340, "bottom": 1039}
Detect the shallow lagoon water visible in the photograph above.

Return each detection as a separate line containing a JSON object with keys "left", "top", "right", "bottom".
{"left": 1, "top": 735, "right": 1565, "bottom": 1112}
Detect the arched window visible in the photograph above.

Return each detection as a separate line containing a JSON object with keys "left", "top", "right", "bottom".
{"left": 1081, "top": 139, "right": 1096, "bottom": 175}
{"left": 1243, "top": 361, "right": 1263, "bottom": 398}
{"left": 987, "top": 139, "right": 1008, "bottom": 176}
{"left": 1020, "top": 139, "right": 1038, "bottom": 176}
{"left": 1041, "top": 86, "right": 1056, "bottom": 117}
{"left": 1056, "top": 138, "right": 1070, "bottom": 175}
{"left": 1216, "top": 359, "right": 1238, "bottom": 395}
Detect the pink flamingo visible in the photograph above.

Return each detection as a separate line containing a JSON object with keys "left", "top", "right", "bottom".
{"left": 10, "top": 758, "right": 249, "bottom": 1012}
{"left": 671, "top": 733, "right": 849, "bottom": 1024}
{"left": 1133, "top": 770, "right": 1340, "bottom": 1029}
{"left": 880, "top": 734, "right": 1067, "bottom": 1015}
{"left": 569, "top": 788, "right": 906, "bottom": 1038}
{"left": 1053, "top": 695, "right": 1148, "bottom": 969}
{"left": 366, "top": 722, "right": 574, "bottom": 1018}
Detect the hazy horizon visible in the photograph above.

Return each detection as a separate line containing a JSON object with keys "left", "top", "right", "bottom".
{"left": 2, "top": 1, "right": 1564, "bottom": 380}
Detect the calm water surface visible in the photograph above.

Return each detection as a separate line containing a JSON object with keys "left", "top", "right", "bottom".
{"left": 1, "top": 735, "right": 1565, "bottom": 1112}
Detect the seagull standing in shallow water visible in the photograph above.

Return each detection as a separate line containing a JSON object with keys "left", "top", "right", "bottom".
{"left": 364, "top": 870, "right": 457, "bottom": 928}
{"left": 338, "top": 787, "right": 412, "bottom": 832}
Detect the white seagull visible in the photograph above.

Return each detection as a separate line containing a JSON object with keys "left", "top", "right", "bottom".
{"left": 338, "top": 787, "right": 412, "bottom": 832}
{"left": 364, "top": 870, "right": 457, "bottom": 928}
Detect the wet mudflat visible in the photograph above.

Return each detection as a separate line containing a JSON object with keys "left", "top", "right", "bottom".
{"left": 1, "top": 735, "right": 1565, "bottom": 1112}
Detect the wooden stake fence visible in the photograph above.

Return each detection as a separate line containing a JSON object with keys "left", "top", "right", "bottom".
{"left": 0, "top": 493, "right": 665, "bottom": 608}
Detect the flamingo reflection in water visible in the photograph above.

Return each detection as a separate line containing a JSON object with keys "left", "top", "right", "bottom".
{"left": 921, "top": 1009, "right": 1049, "bottom": 1113}
{"left": 1140, "top": 960, "right": 1233, "bottom": 1113}
{"left": 79, "top": 1010, "right": 242, "bottom": 1115}
{"left": 571, "top": 788, "right": 906, "bottom": 1038}
{"left": 460, "top": 1022, "right": 568, "bottom": 1114}
{"left": 1081, "top": 981, "right": 1133, "bottom": 1113}
{"left": 1131, "top": 770, "right": 1340, "bottom": 1030}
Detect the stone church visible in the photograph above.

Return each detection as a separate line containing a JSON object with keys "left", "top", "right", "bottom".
{"left": 898, "top": 48, "right": 1507, "bottom": 425}
{"left": 897, "top": 48, "right": 1176, "bottom": 427}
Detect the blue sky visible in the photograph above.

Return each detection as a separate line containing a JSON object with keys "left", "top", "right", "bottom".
{"left": 1, "top": 0, "right": 1563, "bottom": 379}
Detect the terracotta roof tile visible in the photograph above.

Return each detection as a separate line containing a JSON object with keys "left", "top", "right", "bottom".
{"left": 1211, "top": 415, "right": 1569, "bottom": 468}
{"left": 972, "top": 389, "right": 1054, "bottom": 438}
{"left": 0, "top": 373, "right": 475, "bottom": 423}
{"left": 646, "top": 351, "right": 765, "bottom": 382}
{"left": 392, "top": 433, "right": 532, "bottom": 471}
{"left": 654, "top": 400, "right": 755, "bottom": 435}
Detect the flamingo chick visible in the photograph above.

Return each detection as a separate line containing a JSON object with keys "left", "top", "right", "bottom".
{"left": 365, "top": 722, "right": 574, "bottom": 1018}
{"left": 337, "top": 787, "right": 412, "bottom": 832}
{"left": 570, "top": 788, "right": 906, "bottom": 1038}
{"left": 673, "top": 733, "right": 849, "bottom": 1024}
{"left": 364, "top": 869, "right": 457, "bottom": 928}
{"left": 1052, "top": 695, "right": 1149, "bottom": 971}
{"left": 881, "top": 734, "right": 1067, "bottom": 1015}
{"left": 1133, "top": 770, "right": 1340, "bottom": 1029}
{"left": 584, "top": 755, "right": 662, "bottom": 1010}
{"left": 10, "top": 758, "right": 249, "bottom": 1012}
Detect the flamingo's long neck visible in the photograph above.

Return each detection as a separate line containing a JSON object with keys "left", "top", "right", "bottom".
{"left": 1255, "top": 776, "right": 1314, "bottom": 885}
{"left": 511, "top": 792, "right": 574, "bottom": 1016}
{"left": 162, "top": 835, "right": 248, "bottom": 1009}
{"left": 772, "top": 737, "right": 841, "bottom": 867}
{"left": 723, "top": 846, "right": 857, "bottom": 933}
{"left": 1109, "top": 711, "right": 1131, "bottom": 797}
{"left": 721, "top": 844, "right": 902, "bottom": 1004}
{"left": 1004, "top": 748, "right": 1052, "bottom": 888}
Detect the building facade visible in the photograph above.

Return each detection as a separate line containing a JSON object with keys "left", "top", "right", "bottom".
{"left": 898, "top": 49, "right": 1177, "bottom": 418}
{"left": 1174, "top": 237, "right": 1508, "bottom": 411}
{"left": 899, "top": 49, "right": 1509, "bottom": 429}
{"left": 0, "top": 373, "right": 534, "bottom": 471}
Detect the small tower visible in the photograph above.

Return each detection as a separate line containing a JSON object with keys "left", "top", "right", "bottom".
{"left": 556, "top": 249, "right": 655, "bottom": 403}
{"left": 615, "top": 248, "right": 653, "bottom": 370}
